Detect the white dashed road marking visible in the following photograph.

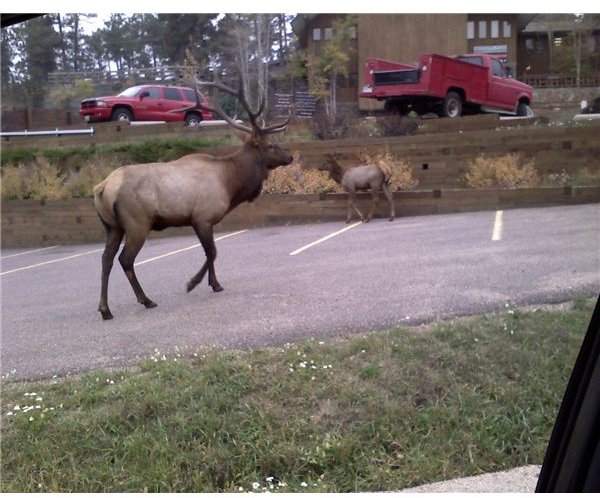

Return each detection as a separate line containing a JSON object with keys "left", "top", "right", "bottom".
{"left": 0, "top": 248, "right": 103, "bottom": 276}
{"left": 492, "top": 210, "right": 503, "bottom": 241}
{"left": 290, "top": 221, "right": 362, "bottom": 256}
{"left": 0, "top": 245, "right": 60, "bottom": 259}
{"left": 0, "top": 230, "right": 248, "bottom": 276}
{"left": 135, "top": 229, "right": 248, "bottom": 266}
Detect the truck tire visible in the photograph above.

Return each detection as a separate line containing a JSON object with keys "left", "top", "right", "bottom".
{"left": 111, "top": 107, "right": 133, "bottom": 122}
{"left": 517, "top": 103, "right": 534, "bottom": 117}
{"left": 185, "top": 112, "right": 203, "bottom": 127}
{"left": 441, "top": 91, "right": 462, "bottom": 118}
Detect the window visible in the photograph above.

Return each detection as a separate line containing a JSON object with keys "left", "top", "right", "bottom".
{"left": 467, "top": 21, "right": 475, "bottom": 40}
{"left": 491, "top": 59, "right": 506, "bottom": 78}
{"left": 144, "top": 87, "right": 160, "bottom": 99}
{"left": 183, "top": 89, "right": 197, "bottom": 102}
{"left": 491, "top": 20, "right": 499, "bottom": 39}
{"left": 312, "top": 28, "right": 321, "bottom": 41}
{"left": 503, "top": 21, "right": 512, "bottom": 38}
{"left": 163, "top": 87, "right": 184, "bottom": 101}
{"left": 478, "top": 21, "right": 487, "bottom": 39}
{"left": 324, "top": 27, "right": 333, "bottom": 40}
{"left": 348, "top": 26, "right": 357, "bottom": 39}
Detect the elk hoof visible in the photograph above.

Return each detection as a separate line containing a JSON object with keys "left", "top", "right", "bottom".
{"left": 144, "top": 300, "right": 158, "bottom": 309}
{"left": 211, "top": 284, "right": 224, "bottom": 293}
{"left": 388, "top": 217, "right": 395, "bottom": 222}
{"left": 345, "top": 219, "right": 353, "bottom": 224}
{"left": 100, "top": 309, "right": 114, "bottom": 320}
{"left": 186, "top": 281, "right": 198, "bottom": 293}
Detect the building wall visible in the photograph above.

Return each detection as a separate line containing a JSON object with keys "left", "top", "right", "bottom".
{"left": 358, "top": 14, "right": 468, "bottom": 111}
{"left": 466, "top": 14, "right": 520, "bottom": 72}
{"left": 303, "top": 14, "right": 359, "bottom": 103}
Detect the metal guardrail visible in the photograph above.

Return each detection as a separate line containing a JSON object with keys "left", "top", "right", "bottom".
{"left": 0, "top": 128, "right": 95, "bottom": 138}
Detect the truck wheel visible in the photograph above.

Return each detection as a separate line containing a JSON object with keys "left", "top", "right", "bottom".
{"left": 441, "top": 91, "right": 462, "bottom": 118}
{"left": 517, "top": 103, "right": 534, "bottom": 117}
{"left": 185, "top": 112, "right": 203, "bottom": 127}
{"left": 111, "top": 108, "right": 133, "bottom": 122}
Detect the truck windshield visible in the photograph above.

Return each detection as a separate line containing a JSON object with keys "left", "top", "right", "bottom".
{"left": 117, "top": 86, "right": 143, "bottom": 97}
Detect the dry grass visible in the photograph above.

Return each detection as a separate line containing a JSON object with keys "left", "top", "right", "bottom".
{"left": 465, "top": 153, "right": 540, "bottom": 189}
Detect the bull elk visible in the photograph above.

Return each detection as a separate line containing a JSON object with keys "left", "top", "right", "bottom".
{"left": 94, "top": 78, "right": 292, "bottom": 319}
{"left": 318, "top": 153, "right": 395, "bottom": 223}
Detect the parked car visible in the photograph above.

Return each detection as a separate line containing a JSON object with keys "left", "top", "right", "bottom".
{"left": 79, "top": 84, "right": 214, "bottom": 126}
{"left": 360, "top": 53, "right": 534, "bottom": 118}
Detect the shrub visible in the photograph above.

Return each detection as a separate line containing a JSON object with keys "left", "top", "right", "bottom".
{"left": 464, "top": 153, "right": 539, "bottom": 189}
{"left": 1, "top": 166, "right": 26, "bottom": 200}
{"left": 65, "top": 162, "right": 113, "bottom": 198}
{"left": 263, "top": 153, "right": 340, "bottom": 195}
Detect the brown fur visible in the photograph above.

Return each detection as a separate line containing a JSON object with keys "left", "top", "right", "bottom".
{"left": 319, "top": 153, "right": 395, "bottom": 224}
{"left": 95, "top": 80, "right": 292, "bottom": 320}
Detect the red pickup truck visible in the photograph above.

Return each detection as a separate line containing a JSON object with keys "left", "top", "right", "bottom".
{"left": 359, "top": 53, "right": 534, "bottom": 118}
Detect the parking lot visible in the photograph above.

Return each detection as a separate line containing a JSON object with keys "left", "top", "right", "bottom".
{"left": 1, "top": 203, "right": 599, "bottom": 381}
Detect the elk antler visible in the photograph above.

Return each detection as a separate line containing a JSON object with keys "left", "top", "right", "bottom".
{"left": 195, "top": 76, "right": 290, "bottom": 135}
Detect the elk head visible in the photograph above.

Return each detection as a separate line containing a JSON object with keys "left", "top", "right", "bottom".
{"left": 195, "top": 77, "right": 293, "bottom": 169}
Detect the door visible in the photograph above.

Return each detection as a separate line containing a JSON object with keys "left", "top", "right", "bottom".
{"left": 487, "top": 59, "right": 517, "bottom": 111}
{"left": 160, "top": 87, "right": 188, "bottom": 121}
{"left": 135, "top": 86, "right": 162, "bottom": 120}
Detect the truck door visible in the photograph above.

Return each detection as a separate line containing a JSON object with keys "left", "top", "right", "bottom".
{"left": 136, "top": 86, "right": 162, "bottom": 120}
{"left": 487, "top": 59, "right": 516, "bottom": 111}
{"left": 161, "top": 87, "right": 188, "bottom": 121}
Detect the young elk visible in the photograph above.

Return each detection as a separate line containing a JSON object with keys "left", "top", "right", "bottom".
{"left": 94, "top": 78, "right": 293, "bottom": 320}
{"left": 318, "top": 153, "right": 395, "bottom": 223}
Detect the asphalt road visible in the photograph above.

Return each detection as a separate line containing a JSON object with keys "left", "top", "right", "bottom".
{"left": 1, "top": 204, "right": 598, "bottom": 381}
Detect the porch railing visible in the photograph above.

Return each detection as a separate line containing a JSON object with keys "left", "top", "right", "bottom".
{"left": 523, "top": 73, "right": 600, "bottom": 88}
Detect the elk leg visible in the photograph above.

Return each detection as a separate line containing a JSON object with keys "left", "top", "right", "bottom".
{"left": 98, "top": 225, "right": 124, "bottom": 320}
{"left": 187, "top": 224, "right": 223, "bottom": 293}
{"left": 118, "top": 232, "right": 157, "bottom": 309}
{"left": 347, "top": 191, "right": 364, "bottom": 223}
{"left": 382, "top": 183, "right": 395, "bottom": 221}
{"left": 366, "top": 190, "right": 379, "bottom": 222}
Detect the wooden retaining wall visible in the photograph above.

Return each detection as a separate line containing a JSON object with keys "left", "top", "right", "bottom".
{"left": 2, "top": 186, "right": 599, "bottom": 248}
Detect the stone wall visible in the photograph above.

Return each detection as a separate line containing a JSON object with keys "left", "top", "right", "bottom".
{"left": 2, "top": 187, "right": 599, "bottom": 248}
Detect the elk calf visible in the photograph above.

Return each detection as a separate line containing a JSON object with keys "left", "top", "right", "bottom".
{"left": 95, "top": 78, "right": 292, "bottom": 319}
{"left": 319, "top": 153, "right": 395, "bottom": 223}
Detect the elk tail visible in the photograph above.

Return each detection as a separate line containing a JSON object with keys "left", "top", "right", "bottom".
{"left": 377, "top": 159, "right": 393, "bottom": 184}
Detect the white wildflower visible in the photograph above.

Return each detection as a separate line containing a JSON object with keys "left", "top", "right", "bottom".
{"left": 252, "top": 482, "right": 260, "bottom": 490}
{"left": 29, "top": 416, "right": 34, "bottom": 422}
{"left": 13, "top": 405, "right": 20, "bottom": 411}
{"left": 300, "top": 482, "right": 308, "bottom": 487}
{"left": 266, "top": 477, "right": 273, "bottom": 482}
{"left": 6, "top": 411, "right": 13, "bottom": 417}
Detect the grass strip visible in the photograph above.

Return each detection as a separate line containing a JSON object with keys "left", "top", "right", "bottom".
{"left": 0, "top": 300, "right": 592, "bottom": 492}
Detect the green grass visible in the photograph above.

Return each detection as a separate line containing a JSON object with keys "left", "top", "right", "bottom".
{"left": 0, "top": 301, "right": 592, "bottom": 492}
{"left": 0, "top": 136, "right": 232, "bottom": 169}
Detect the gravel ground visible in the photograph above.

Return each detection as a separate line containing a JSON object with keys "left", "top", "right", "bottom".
{"left": 398, "top": 465, "right": 541, "bottom": 493}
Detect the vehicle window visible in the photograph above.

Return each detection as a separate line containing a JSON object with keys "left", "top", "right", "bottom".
{"left": 456, "top": 56, "right": 483, "bottom": 66}
{"left": 118, "top": 86, "right": 143, "bottom": 97}
{"left": 163, "top": 87, "right": 184, "bottom": 101}
{"left": 491, "top": 59, "right": 506, "bottom": 78}
{"left": 183, "top": 89, "right": 197, "bottom": 102}
{"left": 144, "top": 87, "right": 160, "bottom": 99}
